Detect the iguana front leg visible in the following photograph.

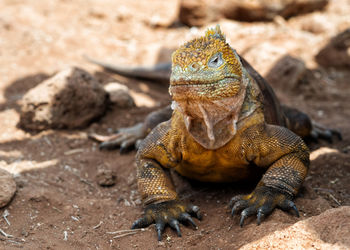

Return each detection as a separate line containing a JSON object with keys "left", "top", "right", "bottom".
{"left": 131, "top": 121, "right": 201, "bottom": 240}
{"left": 89, "top": 105, "right": 172, "bottom": 152}
{"left": 230, "top": 123, "right": 309, "bottom": 226}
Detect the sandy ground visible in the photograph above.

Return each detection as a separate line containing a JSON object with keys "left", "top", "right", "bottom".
{"left": 0, "top": 0, "right": 349, "bottom": 249}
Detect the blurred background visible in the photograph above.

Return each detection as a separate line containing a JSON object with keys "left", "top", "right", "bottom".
{"left": 0, "top": 0, "right": 349, "bottom": 249}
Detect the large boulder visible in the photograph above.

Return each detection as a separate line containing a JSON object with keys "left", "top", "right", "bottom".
{"left": 19, "top": 67, "right": 108, "bottom": 131}
{"left": 221, "top": 0, "right": 329, "bottom": 22}
{"left": 179, "top": 0, "right": 212, "bottom": 27}
{"left": 0, "top": 168, "right": 16, "bottom": 208}
{"left": 265, "top": 55, "right": 307, "bottom": 91}
{"left": 103, "top": 82, "right": 135, "bottom": 108}
{"left": 315, "top": 28, "right": 350, "bottom": 68}
{"left": 178, "top": 0, "right": 329, "bottom": 26}
{"left": 241, "top": 206, "right": 350, "bottom": 249}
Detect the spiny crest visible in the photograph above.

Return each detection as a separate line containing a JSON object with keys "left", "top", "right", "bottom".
{"left": 173, "top": 25, "right": 230, "bottom": 67}
{"left": 172, "top": 25, "right": 242, "bottom": 77}
{"left": 182, "top": 25, "right": 227, "bottom": 51}
{"left": 205, "top": 24, "right": 226, "bottom": 41}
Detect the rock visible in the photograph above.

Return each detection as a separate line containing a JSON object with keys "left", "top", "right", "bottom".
{"left": 242, "top": 43, "right": 309, "bottom": 91}
{"left": 96, "top": 169, "right": 117, "bottom": 187}
{"left": 19, "top": 67, "right": 108, "bottom": 131}
{"left": 177, "top": 0, "right": 329, "bottom": 27}
{"left": 104, "top": 82, "right": 135, "bottom": 108}
{"left": 0, "top": 168, "right": 16, "bottom": 208}
{"left": 279, "top": 0, "right": 329, "bottom": 19}
{"left": 315, "top": 28, "right": 350, "bottom": 68}
{"left": 143, "top": 0, "right": 180, "bottom": 27}
{"left": 298, "top": 13, "right": 334, "bottom": 34}
{"left": 265, "top": 55, "right": 307, "bottom": 90}
{"left": 240, "top": 206, "right": 350, "bottom": 249}
{"left": 179, "top": 0, "right": 211, "bottom": 27}
{"left": 220, "top": 0, "right": 329, "bottom": 22}
{"left": 242, "top": 42, "right": 289, "bottom": 77}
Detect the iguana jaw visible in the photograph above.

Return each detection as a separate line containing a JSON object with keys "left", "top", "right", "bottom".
{"left": 170, "top": 72, "right": 250, "bottom": 150}
{"left": 169, "top": 77, "right": 241, "bottom": 101}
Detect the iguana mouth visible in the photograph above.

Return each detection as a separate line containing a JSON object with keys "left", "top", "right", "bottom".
{"left": 170, "top": 76, "right": 240, "bottom": 87}
{"left": 169, "top": 77, "right": 241, "bottom": 100}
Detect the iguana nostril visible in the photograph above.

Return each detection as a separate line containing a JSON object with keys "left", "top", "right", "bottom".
{"left": 189, "top": 62, "right": 200, "bottom": 72}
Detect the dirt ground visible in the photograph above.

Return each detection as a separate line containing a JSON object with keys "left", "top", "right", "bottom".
{"left": 0, "top": 0, "right": 349, "bottom": 249}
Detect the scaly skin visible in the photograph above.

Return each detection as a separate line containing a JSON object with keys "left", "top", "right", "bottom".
{"left": 131, "top": 25, "right": 310, "bottom": 240}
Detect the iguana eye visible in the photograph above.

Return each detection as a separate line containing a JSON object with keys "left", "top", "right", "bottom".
{"left": 208, "top": 52, "right": 224, "bottom": 68}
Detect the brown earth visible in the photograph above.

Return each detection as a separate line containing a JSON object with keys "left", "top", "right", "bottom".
{"left": 0, "top": 0, "right": 349, "bottom": 249}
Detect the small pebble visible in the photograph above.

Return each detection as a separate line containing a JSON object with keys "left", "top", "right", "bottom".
{"left": 96, "top": 169, "right": 117, "bottom": 187}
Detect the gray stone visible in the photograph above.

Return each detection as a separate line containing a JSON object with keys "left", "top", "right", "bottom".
{"left": 104, "top": 82, "right": 135, "bottom": 108}
{"left": 179, "top": 0, "right": 330, "bottom": 26}
{"left": 19, "top": 67, "right": 108, "bottom": 131}
{"left": 0, "top": 168, "right": 16, "bottom": 208}
{"left": 316, "top": 28, "right": 350, "bottom": 68}
{"left": 221, "top": 0, "right": 329, "bottom": 22}
{"left": 265, "top": 55, "right": 307, "bottom": 90}
{"left": 96, "top": 169, "right": 117, "bottom": 187}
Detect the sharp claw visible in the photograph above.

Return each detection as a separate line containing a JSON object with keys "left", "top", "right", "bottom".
{"left": 291, "top": 203, "right": 300, "bottom": 217}
{"left": 334, "top": 130, "right": 342, "bottom": 140}
{"left": 131, "top": 217, "right": 151, "bottom": 229}
{"left": 196, "top": 211, "right": 202, "bottom": 220}
{"left": 169, "top": 219, "right": 182, "bottom": 237}
{"left": 239, "top": 207, "right": 257, "bottom": 227}
{"left": 231, "top": 207, "right": 236, "bottom": 216}
{"left": 180, "top": 213, "right": 198, "bottom": 229}
{"left": 321, "top": 132, "right": 333, "bottom": 143}
{"left": 104, "top": 134, "right": 132, "bottom": 149}
{"left": 157, "top": 230, "right": 162, "bottom": 241}
{"left": 131, "top": 221, "right": 139, "bottom": 229}
{"left": 120, "top": 144, "right": 133, "bottom": 154}
{"left": 324, "top": 130, "right": 333, "bottom": 138}
{"left": 135, "top": 139, "right": 143, "bottom": 150}
{"left": 311, "top": 123, "right": 342, "bottom": 143}
{"left": 257, "top": 210, "right": 263, "bottom": 225}
{"left": 256, "top": 203, "right": 274, "bottom": 225}
{"left": 187, "top": 217, "right": 198, "bottom": 229}
{"left": 99, "top": 140, "right": 122, "bottom": 150}
{"left": 240, "top": 213, "right": 247, "bottom": 227}
{"left": 188, "top": 205, "right": 202, "bottom": 220}
{"left": 229, "top": 195, "right": 243, "bottom": 208}
{"left": 99, "top": 141, "right": 114, "bottom": 150}
{"left": 279, "top": 199, "right": 300, "bottom": 217}
{"left": 231, "top": 200, "right": 248, "bottom": 216}
{"left": 155, "top": 221, "right": 165, "bottom": 241}
{"left": 119, "top": 146, "right": 128, "bottom": 154}
{"left": 120, "top": 138, "right": 136, "bottom": 154}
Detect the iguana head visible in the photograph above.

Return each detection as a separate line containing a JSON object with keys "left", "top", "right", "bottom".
{"left": 168, "top": 25, "right": 253, "bottom": 150}
{"left": 169, "top": 25, "right": 244, "bottom": 101}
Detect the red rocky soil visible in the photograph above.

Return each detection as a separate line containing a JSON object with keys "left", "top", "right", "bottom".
{"left": 0, "top": 0, "right": 349, "bottom": 249}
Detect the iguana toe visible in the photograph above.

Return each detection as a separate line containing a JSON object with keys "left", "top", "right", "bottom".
{"left": 88, "top": 123, "right": 144, "bottom": 152}
{"left": 230, "top": 186, "right": 299, "bottom": 227}
{"left": 131, "top": 200, "right": 201, "bottom": 241}
{"left": 310, "top": 122, "right": 342, "bottom": 142}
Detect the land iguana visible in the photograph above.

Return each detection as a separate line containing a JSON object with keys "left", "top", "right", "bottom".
{"left": 88, "top": 26, "right": 341, "bottom": 240}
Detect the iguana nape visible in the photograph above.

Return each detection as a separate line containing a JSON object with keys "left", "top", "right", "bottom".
{"left": 88, "top": 26, "right": 341, "bottom": 241}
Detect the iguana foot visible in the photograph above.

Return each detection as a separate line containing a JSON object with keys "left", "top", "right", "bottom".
{"left": 310, "top": 121, "right": 342, "bottom": 143}
{"left": 229, "top": 186, "right": 299, "bottom": 227}
{"left": 131, "top": 200, "right": 201, "bottom": 241}
{"left": 88, "top": 123, "right": 144, "bottom": 153}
